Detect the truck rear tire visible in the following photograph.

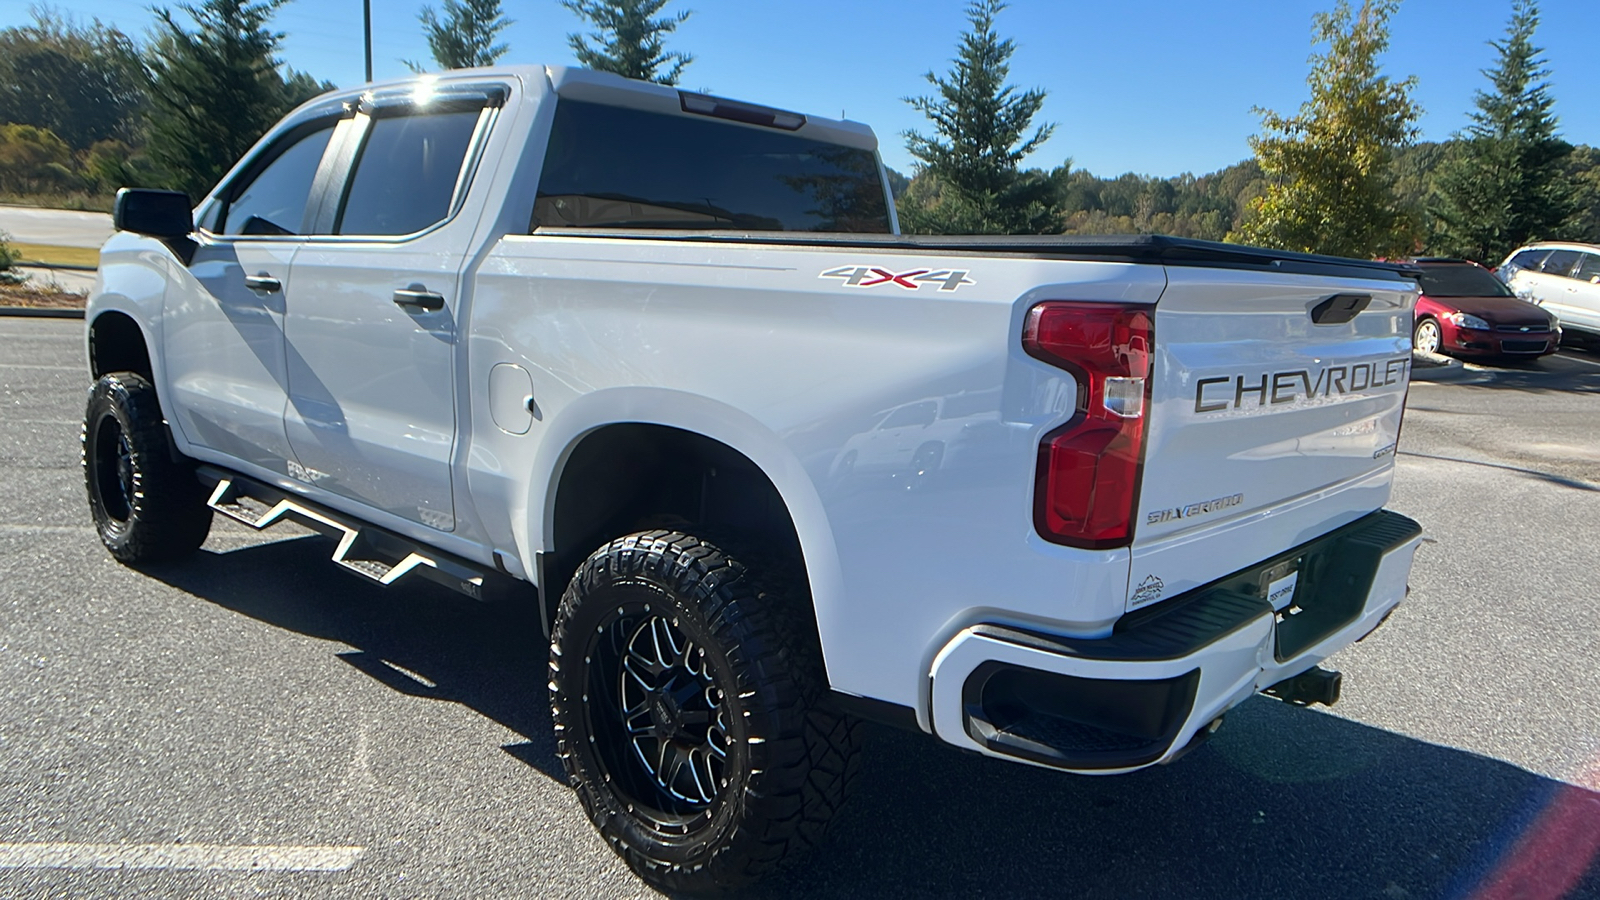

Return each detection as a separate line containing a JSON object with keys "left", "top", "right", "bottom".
{"left": 82, "top": 372, "right": 212, "bottom": 563}
{"left": 549, "top": 530, "right": 858, "bottom": 894}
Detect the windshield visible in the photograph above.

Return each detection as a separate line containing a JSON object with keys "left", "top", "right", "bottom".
{"left": 1416, "top": 265, "right": 1513, "bottom": 298}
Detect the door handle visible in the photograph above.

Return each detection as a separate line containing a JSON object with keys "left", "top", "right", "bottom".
{"left": 244, "top": 273, "right": 281, "bottom": 293}
{"left": 393, "top": 286, "right": 445, "bottom": 312}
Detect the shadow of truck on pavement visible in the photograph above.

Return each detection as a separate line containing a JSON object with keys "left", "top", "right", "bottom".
{"left": 145, "top": 535, "right": 1600, "bottom": 900}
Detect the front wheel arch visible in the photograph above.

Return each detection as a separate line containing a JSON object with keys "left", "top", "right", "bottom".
{"left": 88, "top": 311, "right": 154, "bottom": 383}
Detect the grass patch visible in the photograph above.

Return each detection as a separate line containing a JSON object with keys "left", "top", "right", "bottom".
{"left": 0, "top": 192, "right": 115, "bottom": 213}
{"left": 10, "top": 242, "right": 99, "bottom": 268}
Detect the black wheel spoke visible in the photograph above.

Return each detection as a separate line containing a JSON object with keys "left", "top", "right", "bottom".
{"left": 687, "top": 747, "right": 714, "bottom": 803}
{"left": 626, "top": 644, "right": 665, "bottom": 677}
{"left": 662, "top": 743, "right": 692, "bottom": 793}
{"left": 598, "top": 607, "right": 733, "bottom": 815}
{"left": 622, "top": 653, "right": 658, "bottom": 688}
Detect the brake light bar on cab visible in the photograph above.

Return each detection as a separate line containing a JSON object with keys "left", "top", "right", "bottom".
{"left": 1022, "top": 302, "right": 1153, "bottom": 549}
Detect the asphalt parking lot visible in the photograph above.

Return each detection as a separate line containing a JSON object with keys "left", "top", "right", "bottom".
{"left": 2, "top": 317, "right": 1598, "bottom": 899}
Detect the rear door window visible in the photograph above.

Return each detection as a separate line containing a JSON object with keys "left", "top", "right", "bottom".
{"left": 336, "top": 109, "right": 481, "bottom": 236}
{"left": 1540, "top": 249, "right": 1582, "bottom": 277}
{"left": 219, "top": 121, "right": 336, "bottom": 236}
{"left": 535, "top": 100, "right": 891, "bottom": 233}
{"left": 1574, "top": 252, "right": 1600, "bottom": 283}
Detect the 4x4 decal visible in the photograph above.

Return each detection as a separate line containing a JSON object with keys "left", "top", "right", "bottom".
{"left": 820, "top": 265, "right": 975, "bottom": 292}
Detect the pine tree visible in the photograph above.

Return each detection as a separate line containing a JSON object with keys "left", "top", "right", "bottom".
{"left": 1429, "top": 0, "right": 1574, "bottom": 262}
{"left": 1233, "top": 0, "right": 1421, "bottom": 258}
{"left": 144, "top": 0, "right": 328, "bottom": 201}
{"left": 416, "top": 0, "right": 512, "bottom": 71}
{"left": 561, "top": 0, "right": 692, "bottom": 85}
{"left": 900, "top": 0, "right": 1056, "bottom": 235}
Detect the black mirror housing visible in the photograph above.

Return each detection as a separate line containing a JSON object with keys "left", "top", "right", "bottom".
{"left": 113, "top": 188, "right": 193, "bottom": 239}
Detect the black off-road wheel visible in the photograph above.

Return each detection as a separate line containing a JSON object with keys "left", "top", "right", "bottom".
{"left": 550, "top": 530, "right": 859, "bottom": 895}
{"left": 82, "top": 372, "right": 212, "bottom": 563}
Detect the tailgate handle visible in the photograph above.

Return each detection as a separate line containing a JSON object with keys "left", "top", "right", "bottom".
{"left": 1310, "top": 293, "right": 1371, "bottom": 325}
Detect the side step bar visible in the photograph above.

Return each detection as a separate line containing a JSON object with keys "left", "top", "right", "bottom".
{"left": 199, "top": 466, "right": 506, "bottom": 602}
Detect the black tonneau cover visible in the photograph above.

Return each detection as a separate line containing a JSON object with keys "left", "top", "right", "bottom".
{"left": 531, "top": 229, "right": 1422, "bottom": 283}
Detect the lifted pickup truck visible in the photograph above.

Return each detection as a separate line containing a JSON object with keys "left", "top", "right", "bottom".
{"left": 84, "top": 65, "right": 1423, "bottom": 892}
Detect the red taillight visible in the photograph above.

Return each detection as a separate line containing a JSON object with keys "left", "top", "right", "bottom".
{"left": 1022, "top": 302, "right": 1153, "bottom": 549}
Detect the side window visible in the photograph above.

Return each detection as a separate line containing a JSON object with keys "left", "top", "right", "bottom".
{"left": 336, "top": 109, "right": 481, "bottom": 236}
{"left": 1510, "top": 249, "right": 1550, "bottom": 270}
{"left": 1540, "top": 249, "right": 1581, "bottom": 277}
{"left": 219, "top": 122, "right": 336, "bottom": 236}
{"left": 1574, "top": 253, "right": 1600, "bottom": 283}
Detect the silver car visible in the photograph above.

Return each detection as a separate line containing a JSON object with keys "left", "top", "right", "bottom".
{"left": 1499, "top": 242, "right": 1600, "bottom": 343}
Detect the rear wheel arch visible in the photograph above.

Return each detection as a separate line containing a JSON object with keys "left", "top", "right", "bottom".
{"left": 541, "top": 422, "right": 818, "bottom": 634}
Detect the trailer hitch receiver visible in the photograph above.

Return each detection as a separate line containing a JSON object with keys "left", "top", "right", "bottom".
{"left": 1262, "top": 666, "right": 1342, "bottom": 707}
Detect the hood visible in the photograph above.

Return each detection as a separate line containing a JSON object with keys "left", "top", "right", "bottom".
{"left": 1426, "top": 293, "right": 1555, "bottom": 327}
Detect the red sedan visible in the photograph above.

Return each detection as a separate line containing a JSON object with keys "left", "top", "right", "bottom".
{"left": 1409, "top": 258, "right": 1560, "bottom": 360}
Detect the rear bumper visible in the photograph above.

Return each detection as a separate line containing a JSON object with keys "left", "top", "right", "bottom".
{"left": 928, "top": 509, "right": 1422, "bottom": 773}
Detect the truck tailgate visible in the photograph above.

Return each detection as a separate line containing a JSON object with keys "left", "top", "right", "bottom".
{"left": 1128, "top": 266, "right": 1417, "bottom": 610}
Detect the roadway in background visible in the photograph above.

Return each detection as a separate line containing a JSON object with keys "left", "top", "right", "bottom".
{"left": 0, "top": 207, "right": 113, "bottom": 249}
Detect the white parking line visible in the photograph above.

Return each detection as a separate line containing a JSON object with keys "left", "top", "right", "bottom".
{"left": 1557, "top": 352, "right": 1600, "bottom": 369}
{"left": 0, "top": 842, "right": 364, "bottom": 872}
{"left": 0, "top": 525, "right": 97, "bottom": 535}
{"left": 0, "top": 364, "right": 81, "bottom": 371}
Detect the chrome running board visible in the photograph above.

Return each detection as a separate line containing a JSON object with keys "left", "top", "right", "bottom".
{"left": 201, "top": 467, "right": 499, "bottom": 601}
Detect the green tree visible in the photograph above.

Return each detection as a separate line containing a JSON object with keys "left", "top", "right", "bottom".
{"left": 900, "top": 0, "right": 1056, "bottom": 235}
{"left": 1567, "top": 144, "right": 1600, "bottom": 244}
{"left": 0, "top": 123, "right": 76, "bottom": 193}
{"left": 414, "top": 0, "right": 512, "bottom": 70}
{"left": 0, "top": 7, "right": 145, "bottom": 151}
{"left": 143, "top": 0, "right": 329, "bottom": 201}
{"left": 84, "top": 139, "right": 158, "bottom": 194}
{"left": 1233, "top": 0, "right": 1421, "bottom": 258}
{"left": 561, "top": 0, "right": 693, "bottom": 86}
{"left": 1428, "top": 0, "right": 1574, "bottom": 262}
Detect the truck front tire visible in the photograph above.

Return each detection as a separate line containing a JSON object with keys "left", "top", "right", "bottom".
{"left": 549, "top": 530, "right": 858, "bottom": 894}
{"left": 82, "top": 372, "right": 212, "bottom": 563}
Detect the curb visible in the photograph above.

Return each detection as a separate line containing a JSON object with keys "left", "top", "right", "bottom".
{"left": 18, "top": 261, "right": 97, "bottom": 272}
{"left": 0, "top": 307, "right": 84, "bottom": 319}
{"left": 1409, "top": 349, "right": 1457, "bottom": 369}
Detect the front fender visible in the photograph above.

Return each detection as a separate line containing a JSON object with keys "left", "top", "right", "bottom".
{"left": 84, "top": 235, "right": 175, "bottom": 416}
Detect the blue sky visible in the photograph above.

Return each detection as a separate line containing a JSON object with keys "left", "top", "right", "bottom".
{"left": 4, "top": 0, "right": 1599, "bottom": 178}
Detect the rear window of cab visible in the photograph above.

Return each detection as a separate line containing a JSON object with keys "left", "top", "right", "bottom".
{"left": 533, "top": 100, "right": 891, "bottom": 233}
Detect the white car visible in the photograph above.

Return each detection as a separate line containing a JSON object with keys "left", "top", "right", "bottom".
{"left": 1499, "top": 241, "right": 1600, "bottom": 342}
{"left": 82, "top": 65, "right": 1424, "bottom": 893}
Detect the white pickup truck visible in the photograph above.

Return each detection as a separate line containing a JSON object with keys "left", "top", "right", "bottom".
{"left": 83, "top": 66, "right": 1423, "bottom": 892}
